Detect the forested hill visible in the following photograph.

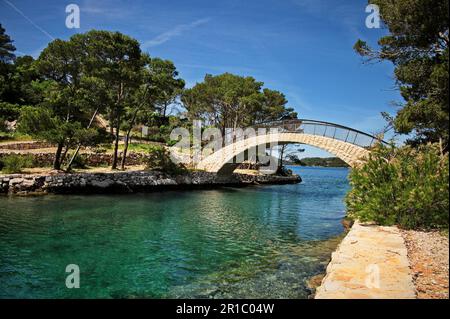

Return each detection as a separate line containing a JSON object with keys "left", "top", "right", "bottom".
{"left": 288, "top": 157, "right": 349, "bottom": 167}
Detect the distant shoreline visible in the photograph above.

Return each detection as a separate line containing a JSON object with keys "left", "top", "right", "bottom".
{"left": 288, "top": 165, "right": 349, "bottom": 168}
{"left": 285, "top": 157, "right": 350, "bottom": 168}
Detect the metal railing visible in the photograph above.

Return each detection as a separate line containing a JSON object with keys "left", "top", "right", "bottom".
{"left": 223, "top": 119, "right": 387, "bottom": 149}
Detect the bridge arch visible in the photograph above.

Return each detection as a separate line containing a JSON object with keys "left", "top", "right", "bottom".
{"left": 196, "top": 119, "right": 384, "bottom": 173}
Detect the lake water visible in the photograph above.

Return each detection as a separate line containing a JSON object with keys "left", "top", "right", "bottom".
{"left": 0, "top": 167, "right": 349, "bottom": 298}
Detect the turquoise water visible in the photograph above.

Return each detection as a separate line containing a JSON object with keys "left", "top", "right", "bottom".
{"left": 0, "top": 167, "right": 349, "bottom": 299}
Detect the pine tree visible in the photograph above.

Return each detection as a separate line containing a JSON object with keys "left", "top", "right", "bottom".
{"left": 0, "top": 24, "right": 16, "bottom": 64}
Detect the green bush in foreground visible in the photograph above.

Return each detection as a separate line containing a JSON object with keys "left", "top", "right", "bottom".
{"left": 346, "top": 143, "right": 449, "bottom": 230}
{"left": 144, "top": 145, "right": 186, "bottom": 175}
{"left": 0, "top": 154, "right": 34, "bottom": 174}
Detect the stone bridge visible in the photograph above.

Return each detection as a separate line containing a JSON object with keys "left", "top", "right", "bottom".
{"left": 196, "top": 119, "right": 386, "bottom": 174}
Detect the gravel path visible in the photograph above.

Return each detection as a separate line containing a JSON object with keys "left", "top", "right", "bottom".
{"left": 402, "top": 230, "right": 449, "bottom": 299}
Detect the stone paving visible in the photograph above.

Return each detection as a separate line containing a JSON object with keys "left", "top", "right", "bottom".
{"left": 315, "top": 221, "right": 416, "bottom": 299}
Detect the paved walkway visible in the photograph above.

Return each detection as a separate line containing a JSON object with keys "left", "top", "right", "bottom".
{"left": 315, "top": 222, "right": 416, "bottom": 299}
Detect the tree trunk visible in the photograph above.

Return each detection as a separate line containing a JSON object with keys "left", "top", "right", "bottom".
{"left": 66, "top": 108, "right": 99, "bottom": 171}
{"left": 111, "top": 114, "right": 121, "bottom": 169}
{"left": 121, "top": 109, "right": 139, "bottom": 170}
{"left": 53, "top": 143, "right": 64, "bottom": 170}
{"left": 120, "top": 132, "right": 131, "bottom": 171}
{"left": 60, "top": 144, "right": 70, "bottom": 166}
{"left": 162, "top": 102, "right": 167, "bottom": 118}
{"left": 109, "top": 113, "right": 114, "bottom": 135}
{"left": 278, "top": 145, "right": 286, "bottom": 174}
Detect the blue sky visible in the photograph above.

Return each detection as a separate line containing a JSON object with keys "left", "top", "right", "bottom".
{"left": 0, "top": 0, "right": 404, "bottom": 157}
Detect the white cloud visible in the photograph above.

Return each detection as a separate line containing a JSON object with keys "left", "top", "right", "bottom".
{"left": 142, "top": 18, "right": 210, "bottom": 49}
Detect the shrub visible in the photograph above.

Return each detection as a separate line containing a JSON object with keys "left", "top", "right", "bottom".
{"left": 69, "top": 154, "right": 87, "bottom": 169}
{"left": 144, "top": 145, "right": 186, "bottom": 175}
{"left": 0, "top": 102, "right": 22, "bottom": 122}
{"left": 0, "top": 154, "right": 34, "bottom": 174}
{"left": 346, "top": 143, "right": 449, "bottom": 230}
{"left": 167, "top": 139, "right": 179, "bottom": 147}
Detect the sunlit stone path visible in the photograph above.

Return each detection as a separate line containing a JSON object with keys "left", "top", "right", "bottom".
{"left": 315, "top": 222, "right": 416, "bottom": 299}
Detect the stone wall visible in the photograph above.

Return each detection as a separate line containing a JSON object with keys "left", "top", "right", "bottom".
{"left": 0, "top": 152, "right": 146, "bottom": 167}
{"left": 0, "top": 141, "right": 54, "bottom": 150}
{"left": 0, "top": 171, "right": 301, "bottom": 195}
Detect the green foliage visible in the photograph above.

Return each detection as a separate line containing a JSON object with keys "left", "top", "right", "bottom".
{"left": 0, "top": 116, "right": 6, "bottom": 132}
{"left": 182, "top": 73, "right": 297, "bottom": 133}
{"left": 346, "top": 143, "right": 449, "bottom": 230}
{"left": 0, "top": 23, "right": 15, "bottom": 65}
{"left": 0, "top": 154, "right": 33, "bottom": 173}
{"left": 18, "top": 106, "right": 74, "bottom": 144}
{"left": 68, "top": 154, "right": 87, "bottom": 169}
{"left": 123, "top": 143, "right": 158, "bottom": 153}
{"left": 0, "top": 102, "right": 22, "bottom": 121}
{"left": 18, "top": 106, "right": 112, "bottom": 169}
{"left": 276, "top": 166, "right": 293, "bottom": 176}
{"left": 1, "top": 55, "right": 44, "bottom": 105}
{"left": 0, "top": 131, "right": 31, "bottom": 142}
{"left": 148, "top": 58, "right": 185, "bottom": 117}
{"left": 144, "top": 145, "right": 186, "bottom": 175}
{"left": 166, "top": 139, "right": 179, "bottom": 147}
{"left": 141, "top": 115, "right": 190, "bottom": 144}
{"left": 354, "top": 0, "right": 449, "bottom": 147}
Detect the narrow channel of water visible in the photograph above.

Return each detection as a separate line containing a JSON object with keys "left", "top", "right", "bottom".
{"left": 0, "top": 167, "right": 349, "bottom": 298}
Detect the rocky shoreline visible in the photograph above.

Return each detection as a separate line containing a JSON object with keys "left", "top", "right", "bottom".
{"left": 0, "top": 170, "right": 301, "bottom": 195}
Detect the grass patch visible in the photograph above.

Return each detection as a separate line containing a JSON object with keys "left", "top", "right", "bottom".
{"left": 0, "top": 154, "right": 34, "bottom": 174}
{"left": 0, "top": 132, "right": 33, "bottom": 142}
{"left": 96, "top": 142, "right": 163, "bottom": 153}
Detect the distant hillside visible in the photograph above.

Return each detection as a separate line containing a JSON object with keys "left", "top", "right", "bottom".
{"left": 287, "top": 157, "right": 349, "bottom": 167}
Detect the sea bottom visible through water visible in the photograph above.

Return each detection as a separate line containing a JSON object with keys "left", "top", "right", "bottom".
{"left": 0, "top": 167, "right": 350, "bottom": 298}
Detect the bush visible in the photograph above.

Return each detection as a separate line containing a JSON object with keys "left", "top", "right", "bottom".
{"left": 69, "top": 154, "right": 87, "bottom": 169}
{"left": 346, "top": 143, "right": 449, "bottom": 230}
{"left": 0, "top": 154, "right": 34, "bottom": 174}
{"left": 0, "top": 102, "right": 22, "bottom": 122}
{"left": 167, "top": 139, "right": 179, "bottom": 147}
{"left": 276, "top": 166, "right": 293, "bottom": 176}
{"left": 144, "top": 145, "right": 186, "bottom": 175}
